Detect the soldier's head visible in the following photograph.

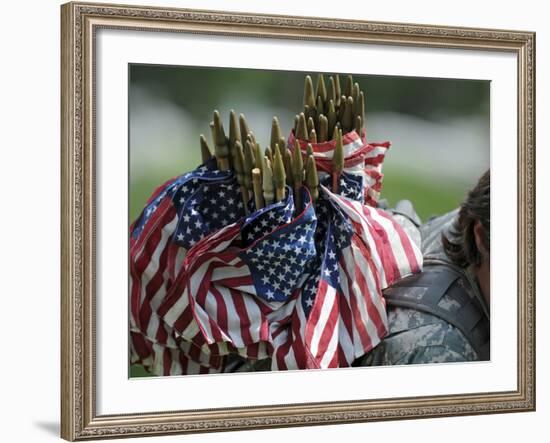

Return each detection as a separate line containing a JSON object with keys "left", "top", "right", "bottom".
{"left": 443, "top": 170, "right": 490, "bottom": 301}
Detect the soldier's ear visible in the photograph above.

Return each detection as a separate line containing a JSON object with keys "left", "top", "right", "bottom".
{"left": 473, "top": 220, "right": 489, "bottom": 261}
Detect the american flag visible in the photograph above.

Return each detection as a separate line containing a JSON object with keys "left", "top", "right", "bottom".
{"left": 129, "top": 133, "right": 422, "bottom": 375}
{"left": 287, "top": 129, "right": 389, "bottom": 206}
{"left": 156, "top": 186, "right": 318, "bottom": 367}
{"left": 266, "top": 185, "right": 422, "bottom": 370}
{"left": 130, "top": 159, "right": 246, "bottom": 374}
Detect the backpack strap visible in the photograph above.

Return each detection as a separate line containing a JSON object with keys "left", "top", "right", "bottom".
{"left": 383, "top": 264, "right": 490, "bottom": 360}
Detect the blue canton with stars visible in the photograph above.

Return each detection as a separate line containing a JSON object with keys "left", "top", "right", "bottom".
{"left": 171, "top": 161, "right": 246, "bottom": 250}
{"left": 239, "top": 187, "right": 318, "bottom": 304}
{"left": 131, "top": 159, "right": 245, "bottom": 247}
{"left": 320, "top": 171, "right": 364, "bottom": 202}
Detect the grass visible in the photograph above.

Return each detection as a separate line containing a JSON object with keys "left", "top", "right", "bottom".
{"left": 379, "top": 166, "right": 468, "bottom": 222}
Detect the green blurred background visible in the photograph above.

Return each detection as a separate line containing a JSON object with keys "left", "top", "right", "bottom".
{"left": 130, "top": 64, "right": 489, "bottom": 222}
{"left": 129, "top": 64, "right": 490, "bottom": 377}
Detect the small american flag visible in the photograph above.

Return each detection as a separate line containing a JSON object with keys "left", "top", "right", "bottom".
{"left": 130, "top": 159, "right": 246, "bottom": 374}
{"left": 288, "top": 129, "right": 389, "bottom": 206}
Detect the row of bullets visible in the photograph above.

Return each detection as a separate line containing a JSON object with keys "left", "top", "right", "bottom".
{"left": 295, "top": 73, "right": 366, "bottom": 143}
{"left": 199, "top": 110, "right": 347, "bottom": 214}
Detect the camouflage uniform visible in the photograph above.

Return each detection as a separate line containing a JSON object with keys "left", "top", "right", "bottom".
{"left": 355, "top": 208, "right": 490, "bottom": 366}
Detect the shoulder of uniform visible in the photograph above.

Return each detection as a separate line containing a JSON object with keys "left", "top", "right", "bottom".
{"left": 382, "top": 263, "right": 490, "bottom": 360}
{"left": 357, "top": 307, "right": 478, "bottom": 366}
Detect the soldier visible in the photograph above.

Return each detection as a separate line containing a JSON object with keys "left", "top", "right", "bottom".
{"left": 355, "top": 170, "right": 490, "bottom": 366}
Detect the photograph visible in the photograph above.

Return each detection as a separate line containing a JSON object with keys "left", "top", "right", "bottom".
{"left": 60, "top": 3, "right": 534, "bottom": 439}
{"left": 128, "top": 66, "right": 490, "bottom": 377}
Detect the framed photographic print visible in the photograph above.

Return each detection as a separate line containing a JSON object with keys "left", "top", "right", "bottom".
{"left": 61, "top": 1, "right": 535, "bottom": 440}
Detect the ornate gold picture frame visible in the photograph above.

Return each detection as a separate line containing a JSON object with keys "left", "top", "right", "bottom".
{"left": 61, "top": 1, "right": 535, "bottom": 440}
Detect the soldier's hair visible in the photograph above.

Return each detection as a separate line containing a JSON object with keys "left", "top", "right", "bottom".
{"left": 442, "top": 170, "right": 490, "bottom": 268}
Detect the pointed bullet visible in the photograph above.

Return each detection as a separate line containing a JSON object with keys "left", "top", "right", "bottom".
{"left": 332, "top": 128, "right": 345, "bottom": 193}
{"left": 307, "top": 116, "right": 315, "bottom": 135}
{"left": 246, "top": 131, "right": 256, "bottom": 146}
{"left": 252, "top": 168, "right": 264, "bottom": 210}
{"left": 270, "top": 116, "right": 283, "bottom": 154}
{"left": 265, "top": 146, "right": 273, "bottom": 164}
{"left": 244, "top": 139, "right": 256, "bottom": 195}
{"left": 309, "top": 128, "right": 317, "bottom": 144}
{"left": 306, "top": 154, "right": 319, "bottom": 202}
{"left": 213, "top": 110, "right": 230, "bottom": 170}
{"left": 296, "top": 112, "right": 308, "bottom": 141}
{"left": 355, "top": 115, "right": 362, "bottom": 136}
{"left": 306, "top": 143, "right": 314, "bottom": 158}
{"left": 316, "top": 73, "right": 327, "bottom": 104}
{"left": 344, "top": 75, "right": 353, "bottom": 97}
{"left": 328, "top": 76, "right": 336, "bottom": 105}
{"left": 273, "top": 144, "right": 286, "bottom": 202}
{"left": 303, "top": 75, "right": 316, "bottom": 110}
{"left": 234, "top": 141, "right": 250, "bottom": 213}
{"left": 229, "top": 110, "right": 240, "bottom": 147}
{"left": 334, "top": 74, "right": 341, "bottom": 107}
{"left": 327, "top": 100, "right": 336, "bottom": 138}
{"left": 209, "top": 121, "right": 216, "bottom": 150}
{"left": 342, "top": 96, "right": 354, "bottom": 133}
{"left": 338, "top": 95, "right": 347, "bottom": 122}
{"left": 199, "top": 134, "right": 213, "bottom": 163}
{"left": 262, "top": 157, "right": 274, "bottom": 206}
{"left": 292, "top": 139, "right": 304, "bottom": 210}
{"left": 352, "top": 82, "right": 360, "bottom": 104}
{"left": 239, "top": 113, "right": 250, "bottom": 142}
{"left": 333, "top": 122, "right": 341, "bottom": 140}
{"left": 283, "top": 147, "right": 294, "bottom": 187}
{"left": 319, "top": 114, "right": 328, "bottom": 143}
{"left": 279, "top": 136, "right": 286, "bottom": 153}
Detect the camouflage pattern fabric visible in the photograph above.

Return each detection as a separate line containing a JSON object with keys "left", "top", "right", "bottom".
{"left": 354, "top": 306, "right": 478, "bottom": 366}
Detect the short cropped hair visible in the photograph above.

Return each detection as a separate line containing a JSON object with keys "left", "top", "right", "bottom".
{"left": 442, "top": 170, "right": 490, "bottom": 268}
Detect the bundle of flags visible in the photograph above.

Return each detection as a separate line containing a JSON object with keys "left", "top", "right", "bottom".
{"left": 130, "top": 73, "right": 423, "bottom": 375}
